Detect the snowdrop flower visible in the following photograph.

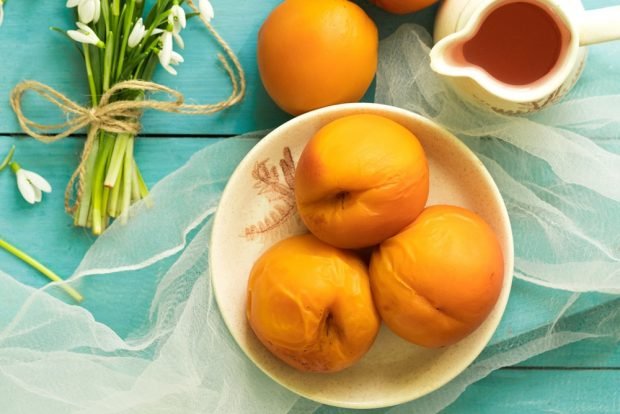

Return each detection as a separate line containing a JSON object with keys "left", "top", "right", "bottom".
{"left": 158, "top": 31, "right": 174, "bottom": 67}
{"left": 10, "top": 162, "right": 52, "bottom": 205}
{"left": 199, "top": 0, "right": 214, "bottom": 22}
{"left": 67, "top": 22, "right": 105, "bottom": 48}
{"left": 160, "top": 51, "right": 184, "bottom": 76}
{"left": 66, "top": 0, "right": 101, "bottom": 24}
{"left": 0, "top": 0, "right": 5, "bottom": 27}
{"left": 172, "top": 30, "right": 184, "bottom": 49}
{"left": 168, "top": 3, "right": 186, "bottom": 48}
{"left": 128, "top": 19, "right": 167, "bottom": 50}
{"left": 127, "top": 18, "right": 146, "bottom": 48}
{"left": 168, "top": 3, "right": 186, "bottom": 32}
{"left": 170, "top": 51, "right": 184, "bottom": 65}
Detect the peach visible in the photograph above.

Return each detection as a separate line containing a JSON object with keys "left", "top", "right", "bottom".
{"left": 369, "top": 205, "right": 504, "bottom": 347}
{"left": 295, "top": 114, "right": 430, "bottom": 249}
{"left": 257, "top": 0, "right": 378, "bottom": 115}
{"left": 246, "top": 234, "right": 380, "bottom": 373}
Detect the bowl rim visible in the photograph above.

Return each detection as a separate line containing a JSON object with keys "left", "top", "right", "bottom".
{"left": 209, "top": 102, "right": 514, "bottom": 409}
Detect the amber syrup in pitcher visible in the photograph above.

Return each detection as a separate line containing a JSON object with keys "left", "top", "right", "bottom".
{"left": 461, "top": 1, "right": 566, "bottom": 85}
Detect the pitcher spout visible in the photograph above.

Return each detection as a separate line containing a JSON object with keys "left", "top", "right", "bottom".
{"left": 429, "top": 32, "right": 497, "bottom": 94}
{"left": 429, "top": 34, "right": 473, "bottom": 79}
{"left": 430, "top": 0, "right": 582, "bottom": 109}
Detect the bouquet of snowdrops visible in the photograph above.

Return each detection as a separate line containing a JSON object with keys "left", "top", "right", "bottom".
{"left": 63, "top": 0, "right": 218, "bottom": 235}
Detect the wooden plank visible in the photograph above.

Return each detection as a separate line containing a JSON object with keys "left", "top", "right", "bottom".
{"left": 2, "top": 0, "right": 617, "bottom": 136}
{"left": 518, "top": 337, "right": 620, "bottom": 368}
{"left": 0, "top": 137, "right": 217, "bottom": 290}
{"left": 0, "top": 0, "right": 618, "bottom": 411}
{"left": 0, "top": 1, "right": 437, "bottom": 136}
{"left": 308, "top": 370, "right": 620, "bottom": 413}
{"left": 441, "top": 369, "right": 620, "bottom": 414}
{"left": 1, "top": 147, "right": 613, "bottom": 366}
{"left": 2, "top": 136, "right": 619, "bottom": 367}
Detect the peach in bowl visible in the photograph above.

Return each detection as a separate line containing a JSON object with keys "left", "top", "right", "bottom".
{"left": 209, "top": 102, "right": 513, "bottom": 409}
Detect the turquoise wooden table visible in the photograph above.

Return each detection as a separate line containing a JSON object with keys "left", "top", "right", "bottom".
{"left": 1, "top": 1, "right": 619, "bottom": 413}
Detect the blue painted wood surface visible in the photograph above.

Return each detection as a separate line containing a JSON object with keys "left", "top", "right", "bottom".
{"left": 1, "top": 0, "right": 619, "bottom": 412}
{"left": 0, "top": 0, "right": 437, "bottom": 135}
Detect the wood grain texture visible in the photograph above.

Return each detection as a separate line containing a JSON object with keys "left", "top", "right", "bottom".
{"left": 0, "top": 0, "right": 437, "bottom": 136}
{"left": 442, "top": 369, "right": 620, "bottom": 414}
{"left": 518, "top": 337, "right": 620, "bottom": 368}
{"left": 311, "top": 370, "right": 620, "bottom": 413}
{"left": 0, "top": 137, "right": 215, "bottom": 289}
{"left": 2, "top": 136, "right": 618, "bottom": 370}
{"left": 1, "top": 0, "right": 619, "bottom": 412}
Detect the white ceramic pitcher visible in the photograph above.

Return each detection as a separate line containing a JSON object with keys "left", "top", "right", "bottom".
{"left": 431, "top": 0, "right": 620, "bottom": 114}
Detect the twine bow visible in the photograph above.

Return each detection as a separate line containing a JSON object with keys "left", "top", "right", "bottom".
{"left": 9, "top": 1, "right": 245, "bottom": 213}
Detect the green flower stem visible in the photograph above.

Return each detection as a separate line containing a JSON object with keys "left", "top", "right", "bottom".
{"left": 92, "top": 27, "right": 104, "bottom": 79}
{"left": 104, "top": 133, "right": 130, "bottom": 187}
{"left": 0, "top": 145, "right": 15, "bottom": 171}
{"left": 120, "top": 137, "right": 134, "bottom": 222}
{"left": 131, "top": 163, "right": 140, "bottom": 201}
{"left": 135, "top": 0, "right": 144, "bottom": 15}
{"left": 108, "top": 168, "right": 123, "bottom": 217}
{"left": 75, "top": 138, "right": 100, "bottom": 227}
{"left": 111, "top": 10, "right": 125, "bottom": 84}
{"left": 91, "top": 133, "right": 115, "bottom": 235}
{"left": 112, "top": 0, "right": 120, "bottom": 17}
{"left": 134, "top": 159, "right": 149, "bottom": 198}
{"left": 110, "top": 0, "right": 120, "bottom": 60}
{"left": 116, "top": 0, "right": 135, "bottom": 80}
{"left": 83, "top": 44, "right": 99, "bottom": 107}
{"left": 100, "top": 0, "right": 110, "bottom": 31}
{"left": 101, "top": 186, "right": 111, "bottom": 230}
{"left": 117, "top": 167, "right": 127, "bottom": 217}
{"left": 103, "top": 31, "right": 115, "bottom": 92}
{"left": 0, "top": 238, "right": 83, "bottom": 303}
{"left": 134, "top": 59, "right": 147, "bottom": 80}
{"left": 86, "top": 205, "right": 93, "bottom": 228}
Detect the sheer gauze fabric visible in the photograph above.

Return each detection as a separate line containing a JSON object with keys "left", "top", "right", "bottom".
{"left": 1, "top": 24, "right": 619, "bottom": 413}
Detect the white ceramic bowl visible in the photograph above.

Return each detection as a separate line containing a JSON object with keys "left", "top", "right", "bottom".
{"left": 210, "top": 103, "right": 513, "bottom": 409}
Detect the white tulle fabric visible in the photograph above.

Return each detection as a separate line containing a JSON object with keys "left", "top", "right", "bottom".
{"left": 1, "top": 25, "right": 619, "bottom": 413}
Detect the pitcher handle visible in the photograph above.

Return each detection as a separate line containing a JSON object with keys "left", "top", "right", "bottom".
{"left": 579, "top": 5, "right": 620, "bottom": 46}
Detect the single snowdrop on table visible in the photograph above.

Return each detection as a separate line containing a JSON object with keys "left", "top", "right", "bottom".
{"left": 0, "top": 146, "right": 79, "bottom": 301}
{"left": 10, "top": 161, "right": 52, "bottom": 205}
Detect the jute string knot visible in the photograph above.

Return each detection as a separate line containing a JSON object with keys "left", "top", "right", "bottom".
{"left": 87, "top": 108, "right": 99, "bottom": 124}
{"left": 9, "top": 2, "right": 245, "bottom": 214}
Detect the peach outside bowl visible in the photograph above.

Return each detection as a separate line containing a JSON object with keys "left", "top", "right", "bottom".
{"left": 209, "top": 102, "right": 514, "bottom": 409}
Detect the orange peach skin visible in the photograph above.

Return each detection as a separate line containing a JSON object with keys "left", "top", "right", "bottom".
{"left": 295, "top": 114, "right": 430, "bottom": 249}
{"left": 247, "top": 234, "right": 380, "bottom": 373}
{"left": 370, "top": 205, "right": 504, "bottom": 347}
{"left": 257, "top": 0, "right": 378, "bottom": 115}
{"left": 369, "top": 0, "right": 439, "bottom": 14}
